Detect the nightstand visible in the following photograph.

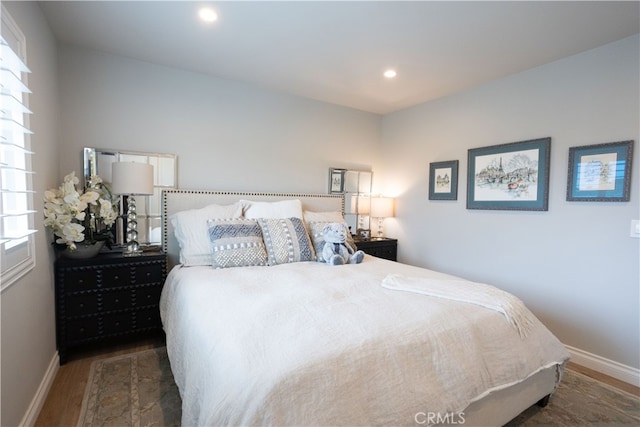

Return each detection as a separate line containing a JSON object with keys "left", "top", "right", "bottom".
{"left": 354, "top": 237, "right": 398, "bottom": 261}
{"left": 54, "top": 251, "right": 167, "bottom": 364}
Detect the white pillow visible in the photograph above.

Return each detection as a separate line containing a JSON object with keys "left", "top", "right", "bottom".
{"left": 171, "top": 202, "right": 244, "bottom": 266}
{"left": 241, "top": 199, "right": 303, "bottom": 219}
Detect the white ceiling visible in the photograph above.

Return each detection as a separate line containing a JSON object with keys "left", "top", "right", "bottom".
{"left": 39, "top": 1, "right": 639, "bottom": 115}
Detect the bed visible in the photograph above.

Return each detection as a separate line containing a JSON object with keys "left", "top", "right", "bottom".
{"left": 160, "top": 189, "right": 570, "bottom": 426}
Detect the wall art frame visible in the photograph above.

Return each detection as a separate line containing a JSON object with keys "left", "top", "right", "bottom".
{"left": 429, "top": 160, "right": 459, "bottom": 200}
{"left": 566, "top": 140, "right": 633, "bottom": 202}
{"left": 329, "top": 168, "right": 346, "bottom": 194}
{"left": 467, "top": 137, "right": 551, "bottom": 211}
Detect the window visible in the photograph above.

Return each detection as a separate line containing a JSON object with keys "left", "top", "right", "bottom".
{"left": 1, "top": 6, "right": 36, "bottom": 290}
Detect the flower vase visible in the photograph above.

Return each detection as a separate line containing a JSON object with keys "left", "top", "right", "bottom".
{"left": 62, "top": 241, "right": 105, "bottom": 259}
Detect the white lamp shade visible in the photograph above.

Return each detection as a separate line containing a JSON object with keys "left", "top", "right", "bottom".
{"left": 371, "top": 197, "right": 394, "bottom": 218}
{"left": 111, "top": 162, "right": 154, "bottom": 195}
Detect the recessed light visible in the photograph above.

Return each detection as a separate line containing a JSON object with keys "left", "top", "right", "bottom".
{"left": 383, "top": 69, "right": 397, "bottom": 79}
{"left": 198, "top": 7, "right": 218, "bottom": 23}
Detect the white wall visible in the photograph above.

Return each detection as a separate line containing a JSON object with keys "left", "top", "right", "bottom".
{"left": 378, "top": 35, "right": 640, "bottom": 371}
{"left": 57, "top": 46, "right": 381, "bottom": 193}
{"left": 1, "top": 2, "right": 60, "bottom": 426}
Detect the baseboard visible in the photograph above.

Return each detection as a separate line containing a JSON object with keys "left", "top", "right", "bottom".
{"left": 565, "top": 344, "right": 640, "bottom": 387}
{"left": 19, "top": 351, "right": 59, "bottom": 426}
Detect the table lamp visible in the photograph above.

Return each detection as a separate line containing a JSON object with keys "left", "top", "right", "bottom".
{"left": 111, "top": 162, "right": 154, "bottom": 256}
{"left": 370, "top": 196, "right": 395, "bottom": 237}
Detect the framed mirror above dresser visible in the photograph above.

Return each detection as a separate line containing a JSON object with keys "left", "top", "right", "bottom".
{"left": 83, "top": 148, "right": 177, "bottom": 247}
{"left": 329, "top": 167, "right": 372, "bottom": 235}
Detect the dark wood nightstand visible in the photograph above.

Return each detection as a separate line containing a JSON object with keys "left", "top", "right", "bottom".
{"left": 354, "top": 237, "right": 398, "bottom": 261}
{"left": 54, "top": 251, "right": 167, "bottom": 364}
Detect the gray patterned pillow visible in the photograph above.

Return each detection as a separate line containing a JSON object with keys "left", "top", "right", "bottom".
{"left": 207, "top": 219, "right": 268, "bottom": 268}
{"left": 257, "top": 217, "right": 315, "bottom": 265}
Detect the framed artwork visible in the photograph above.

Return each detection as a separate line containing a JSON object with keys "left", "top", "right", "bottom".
{"left": 467, "top": 137, "right": 551, "bottom": 211}
{"left": 357, "top": 228, "right": 371, "bottom": 240}
{"left": 329, "top": 168, "right": 346, "bottom": 194}
{"left": 566, "top": 140, "right": 633, "bottom": 202}
{"left": 429, "top": 160, "right": 458, "bottom": 200}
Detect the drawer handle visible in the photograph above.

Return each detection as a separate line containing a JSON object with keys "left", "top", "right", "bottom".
{"left": 79, "top": 328, "right": 85, "bottom": 332}
{"left": 78, "top": 279, "right": 84, "bottom": 284}
{"left": 146, "top": 272, "right": 151, "bottom": 277}
{"left": 79, "top": 303, "right": 84, "bottom": 308}
{"left": 114, "top": 275, "right": 119, "bottom": 280}
{"left": 115, "top": 299, "right": 120, "bottom": 303}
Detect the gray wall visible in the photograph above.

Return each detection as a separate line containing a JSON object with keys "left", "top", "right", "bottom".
{"left": 57, "top": 46, "right": 382, "bottom": 193}
{"left": 378, "top": 35, "right": 640, "bottom": 369}
{"left": 1, "top": 2, "right": 59, "bottom": 426}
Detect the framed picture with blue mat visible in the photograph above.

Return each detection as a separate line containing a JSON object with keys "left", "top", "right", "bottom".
{"left": 429, "top": 160, "right": 459, "bottom": 201}
{"left": 566, "top": 140, "right": 634, "bottom": 202}
{"left": 467, "top": 137, "right": 551, "bottom": 211}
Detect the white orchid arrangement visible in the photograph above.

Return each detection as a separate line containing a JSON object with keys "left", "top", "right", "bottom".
{"left": 44, "top": 172, "right": 118, "bottom": 250}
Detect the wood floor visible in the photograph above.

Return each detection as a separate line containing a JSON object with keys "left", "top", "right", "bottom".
{"left": 35, "top": 341, "right": 639, "bottom": 427}
{"left": 566, "top": 361, "right": 639, "bottom": 397}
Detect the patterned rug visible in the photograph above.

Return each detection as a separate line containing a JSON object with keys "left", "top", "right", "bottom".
{"left": 79, "top": 347, "right": 639, "bottom": 426}
{"left": 506, "top": 367, "right": 639, "bottom": 426}
{"left": 77, "top": 347, "right": 181, "bottom": 426}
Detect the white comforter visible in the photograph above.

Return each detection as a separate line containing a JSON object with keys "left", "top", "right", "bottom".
{"left": 160, "top": 256, "right": 569, "bottom": 426}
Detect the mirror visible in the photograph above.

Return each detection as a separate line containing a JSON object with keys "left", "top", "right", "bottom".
{"left": 84, "top": 148, "right": 178, "bottom": 247}
{"left": 329, "top": 168, "right": 372, "bottom": 236}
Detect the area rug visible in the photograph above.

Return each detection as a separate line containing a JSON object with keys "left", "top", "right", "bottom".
{"left": 506, "top": 367, "right": 639, "bottom": 426}
{"left": 77, "top": 347, "right": 181, "bottom": 427}
{"left": 79, "top": 347, "right": 639, "bottom": 426}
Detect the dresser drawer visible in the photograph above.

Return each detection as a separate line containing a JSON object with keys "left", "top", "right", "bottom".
{"left": 369, "top": 245, "right": 397, "bottom": 260}
{"left": 135, "top": 264, "right": 163, "bottom": 284}
{"left": 102, "top": 289, "right": 133, "bottom": 311}
{"left": 102, "top": 266, "right": 133, "bottom": 288}
{"left": 66, "top": 293, "right": 99, "bottom": 317}
{"left": 136, "top": 285, "right": 162, "bottom": 307}
{"left": 103, "top": 312, "right": 134, "bottom": 335}
{"left": 64, "top": 269, "right": 99, "bottom": 291}
{"left": 135, "top": 307, "right": 161, "bottom": 330}
{"left": 66, "top": 318, "right": 99, "bottom": 342}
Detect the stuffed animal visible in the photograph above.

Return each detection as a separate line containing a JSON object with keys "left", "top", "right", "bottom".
{"left": 321, "top": 222, "right": 365, "bottom": 265}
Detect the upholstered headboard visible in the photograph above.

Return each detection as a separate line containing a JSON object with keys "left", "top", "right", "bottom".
{"left": 162, "top": 189, "right": 345, "bottom": 268}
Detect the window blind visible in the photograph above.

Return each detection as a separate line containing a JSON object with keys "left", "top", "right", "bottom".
{"left": 1, "top": 7, "right": 36, "bottom": 289}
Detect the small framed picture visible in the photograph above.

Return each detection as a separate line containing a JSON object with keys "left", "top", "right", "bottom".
{"left": 357, "top": 228, "right": 371, "bottom": 240}
{"left": 467, "top": 137, "right": 551, "bottom": 211}
{"left": 329, "top": 168, "right": 346, "bottom": 194}
{"left": 429, "top": 160, "right": 458, "bottom": 200}
{"left": 567, "top": 140, "right": 634, "bottom": 202}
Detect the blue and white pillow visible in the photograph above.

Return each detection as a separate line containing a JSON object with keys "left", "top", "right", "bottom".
{"left": 257, "top": 217, "right": 315, "bottom": 265}
{"left": 207, "top": 219, "right": 268, "bottom": 268}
